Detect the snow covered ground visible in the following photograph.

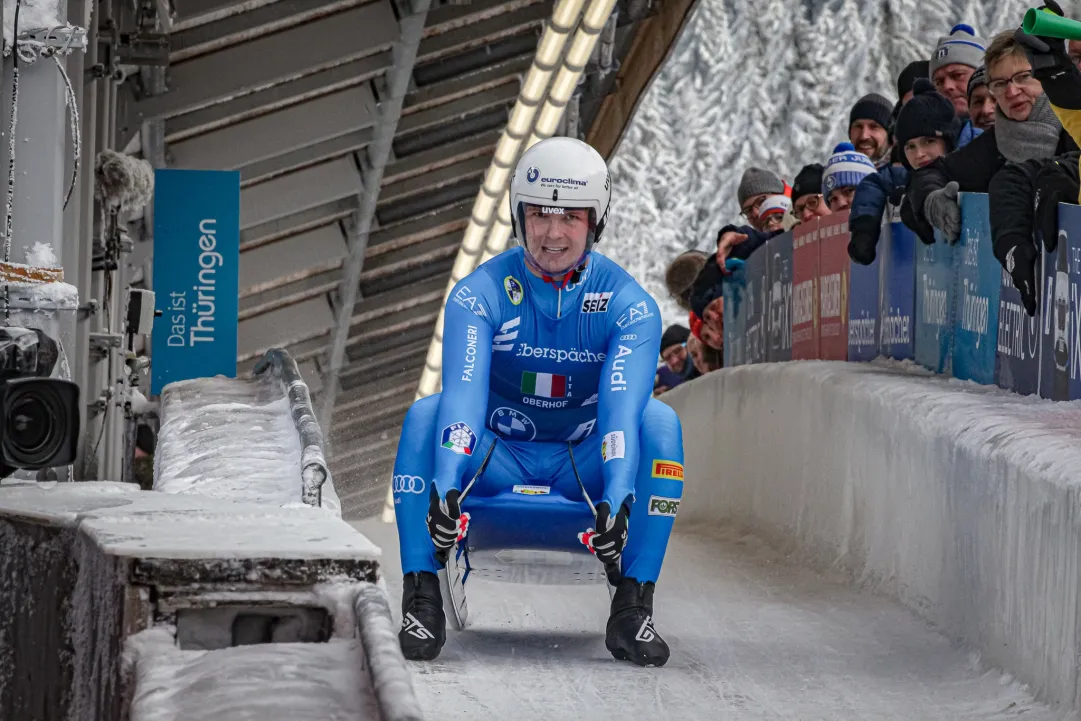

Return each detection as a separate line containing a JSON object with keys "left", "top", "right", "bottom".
{"left": 360, "top": 518, "right": 1073, "bottom": 720}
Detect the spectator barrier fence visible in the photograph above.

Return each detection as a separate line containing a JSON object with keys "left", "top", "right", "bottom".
{"left": 723, "top": 195, "right": 1081, "bottom": 398}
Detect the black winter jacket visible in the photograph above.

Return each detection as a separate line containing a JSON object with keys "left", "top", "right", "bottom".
{"left": 905, "top": 126, "right": 1079, "bottom": 245}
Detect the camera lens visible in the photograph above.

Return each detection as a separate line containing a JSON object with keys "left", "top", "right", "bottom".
{"left": 3, "top": 379, "right": 78, "bottom": 468}
{"left": 8, "top": 395, "right": 53, "bottom": 455}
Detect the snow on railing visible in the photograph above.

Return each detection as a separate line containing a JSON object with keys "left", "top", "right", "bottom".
{"left": 252, "top": 348, "right": 332, "bottom": 508}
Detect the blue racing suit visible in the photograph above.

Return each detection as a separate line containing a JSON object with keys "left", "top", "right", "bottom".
{"left": 392, "top": 247, "right": 684, "bottom": 583}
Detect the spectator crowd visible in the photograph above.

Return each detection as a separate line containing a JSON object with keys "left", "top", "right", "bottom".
{"left": 654, "top": 1, "right": 1081, "bottom": 395}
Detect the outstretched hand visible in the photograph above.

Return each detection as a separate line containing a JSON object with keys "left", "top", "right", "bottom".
{"left": 716, "top": 231, "right": 748, "bottom": 272}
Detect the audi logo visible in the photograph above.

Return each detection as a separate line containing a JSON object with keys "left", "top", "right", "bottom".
{"left": 393, "top": 475, "right": 426, "bottom": 494}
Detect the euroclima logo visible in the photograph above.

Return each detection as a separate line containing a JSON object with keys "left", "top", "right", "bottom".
{"left": 526, "top": 167, "right": 540, "bottom": 184}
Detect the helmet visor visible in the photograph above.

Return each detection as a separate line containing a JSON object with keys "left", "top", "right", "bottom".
{"left": 518, "top": 203, "right": 596, "bottom": 276}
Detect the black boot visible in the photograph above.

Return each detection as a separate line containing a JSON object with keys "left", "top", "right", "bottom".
{"left": 399, "top": 571, "right": 446, "bottom": 661}
{"left": 605, "top": 576, "right": 670, "bottom": 667}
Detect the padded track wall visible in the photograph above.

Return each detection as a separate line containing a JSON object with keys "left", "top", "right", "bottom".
{"left": 661, "top": 361, "right": 1081, "bottom": 711}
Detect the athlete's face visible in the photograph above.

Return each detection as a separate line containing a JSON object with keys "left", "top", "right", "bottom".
{"left": 523, "top": 204, "right": 591, "bottom": 275}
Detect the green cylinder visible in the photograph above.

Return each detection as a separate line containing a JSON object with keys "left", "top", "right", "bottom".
{"left": 1023, "top": 7, "right": 1081, "bottom": 41}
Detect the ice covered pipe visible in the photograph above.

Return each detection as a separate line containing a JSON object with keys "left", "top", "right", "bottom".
{"left": 1023, "top": 7, "right": 1081, "bottom": 41}
{"left": 94, "top": 150, "right": 154, "bottom": 212}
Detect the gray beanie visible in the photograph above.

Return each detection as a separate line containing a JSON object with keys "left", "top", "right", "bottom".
{"left": 929, "top": 24, "right": 986, "bottom": 77}
{"left": 737, "top": 167, "right": 785, "bottom": 208}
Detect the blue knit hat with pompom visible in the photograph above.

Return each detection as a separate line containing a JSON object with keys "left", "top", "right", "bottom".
{"left": 821, "top": 142, "right": 876, "bottom": 201}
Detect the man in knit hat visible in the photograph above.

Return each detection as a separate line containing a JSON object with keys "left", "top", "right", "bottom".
{"left": 821, "top": 142, "right": 877, "bottom": 212}
{"left": 656, "top": 324, "right": 697, "bottom": 390}
{"left": 791, "top": 163, "right": 831, "bottom": 223}
{"left": 848, "top": 93, "right": 894, "bottom": 167}
{"left": 898, "top": 60, "right": 931, "bottom": 105}
{"left": 930, "top": 24, "right": 986, "bottom": 119}
{"left": 736, "top": 167, "right": 785, "bottom": 227}
{"left": 966, "top": 66, "right": 995, "bottom": 130}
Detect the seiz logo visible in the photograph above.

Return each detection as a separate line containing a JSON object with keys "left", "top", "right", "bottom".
{"left": 651, "top": 460, "right": 684, "bottom": 481}
{"left": 648, "top": 496, "right": 680, "bottom": 517}
{"left": 581, "top": 292, "right": 612, "bottom": 313}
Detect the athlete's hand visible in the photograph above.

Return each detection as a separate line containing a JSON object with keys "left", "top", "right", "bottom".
{"left": 427, "top": 487, "right": 470, "bottom": 557}
{"left": 716, "top": 231, "right": 748, "bottom": 272}
{"left": 578, "top": 501, "right": 629, "bottom": 566}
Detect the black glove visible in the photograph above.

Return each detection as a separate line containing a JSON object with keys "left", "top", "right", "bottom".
{"left": 1034, "top": 155, "right": 1081, "bottom": 251}
{"left": 1014, "top": 2, "right": 1072, "bottom": 78}
{"left": 847, "top": 215, "right": 880, "bottom": 266}
{"left": 1004, "top": 242, "right": 1040, "bottom": 317}
{"left": 427, "top": 487, "right": 470, "bottom": 562}
{"left": 578, "top": 501, "right": 629, "bottom": 566}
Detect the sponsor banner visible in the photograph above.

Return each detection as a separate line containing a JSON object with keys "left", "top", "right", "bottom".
{"left": 997, "top": 260, "right": 1042, "bottom": 397}
{"left": 151, "top": 169, "right": 240, "bottom": 394}
{"left": 743, "top": 244, "right": 769, "bottom": 364}
{"left": 818, "top": 211, "right": 850, "bottom": 361}
{"left": 951, "top": 193, "right": 999, "bottom": 385}
{"left": 521, "top": 371, "right": 568, "bottom": 398}
{"left": 647, "top": 496, "right": 680, "bottom": 517}
{"left": 848, "top": 223, "right": 880, "bottom": 362}
{"left": 452, "top": 284, "right": 486, "bottom": 318}
{"left": 913, "top": 229, "right": 955, "bottom": 374}
{"left": 516, "top": 343, "right": 606, "bottom": 363}
{"left": 601, "top": 430, "right": 625, "bottom": 462}
{"left": 651, "top": 459, "right": 684, "bottom": 480}
{"left": 616, "top": 300, "right": 655, "bottom": 331}
{"left": 791, "top": 219, "right": 820, "bottom": 360}
{"left": 878, "top": 221, "right": 916, "bottom": 360}
{"left": 766, "top": 232, "right": 793, "bottom": 362}
{"left": 609, "top": 344, "right": 633, "bottom": 392}
{"left": 722, "top": 260, "right": 747, "bottom": 368}
{"left": 1039, "top": 204, "right": 1081, "bottom": 400}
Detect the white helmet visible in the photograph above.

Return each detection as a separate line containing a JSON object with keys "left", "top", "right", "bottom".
{"left": 509, "top": 137, "right": 611, "bottom": 274}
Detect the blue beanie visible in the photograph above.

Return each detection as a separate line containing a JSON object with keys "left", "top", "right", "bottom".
{"left": 821, "top": 142, "right": 876, "bottom": 201}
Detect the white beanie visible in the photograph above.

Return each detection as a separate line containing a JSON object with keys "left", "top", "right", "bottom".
{"left": 758, "top": 194, "right": 792, "bottom": 219}
{"left": 821, "top": 142, "right": 876, "bottom": 201}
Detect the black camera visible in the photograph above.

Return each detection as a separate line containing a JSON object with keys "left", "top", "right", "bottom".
{"left": 0, "top": 328, "right": 80, "bottom": 477}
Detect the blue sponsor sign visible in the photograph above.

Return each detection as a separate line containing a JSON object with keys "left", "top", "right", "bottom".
{"left": 996, "top": 262, "right": 1042, "bottom": 396}
{"left": 1039, "top": 204, "right": 1081, "bottom": 400}
{"left": 766, "top": 233, "right": 793, "bottom": 362}
{"left": 914, "top": 230, "right": 955, "bottom": 374}
{"left": 878, "top": 221, "right": 916, "bottom": 360}
{"left": 722, "top": 260, "right": 747, "bottom": 368}
{"left": 743, "top": 247, "right": 769, "bottom": 364}
{"left": 151, "top": 169, "right": 241, "bottom": 394}
{"left": 848, "top": 246, "right": 879, "bottom": 362}
{"left": 951, "top": 194, "right": 999, "bottom": 385}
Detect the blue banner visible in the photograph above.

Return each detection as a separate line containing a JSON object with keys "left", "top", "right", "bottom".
{"left": 951, "top": 194, "right": 999, "bottom": 385}
{"left": 1039, "top": 204, "right": 1081, "bottom": 400}
{"left": 914, "top": 231, "right": 954, "bottom": 374}
{"left": 151, "top": 169, "right": 241, "bottom": 394}
{"left": 766, "top": 233, "right": 793, "bottom": 362}
{"left": 996, "top": 263, "right": 1042, "bottom": 396}
{"left": 848, "top": 247, "right": 879, "bottom": 362}
{"left": 743, "top": 246, "right": 769, "bottom": 364}
{"left": 878, "top": 221, "right": 916, "bottom": 360}
{"left": 723, "top": 260, "right": 747, "bottom": 368}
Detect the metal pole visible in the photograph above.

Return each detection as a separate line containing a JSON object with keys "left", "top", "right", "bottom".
{"left": 317, "top": 0, "right": 432, "bottom": 441}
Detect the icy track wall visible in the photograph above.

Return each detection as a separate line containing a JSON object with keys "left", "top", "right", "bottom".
{"left": 664, "top": 360, "right": 1081, "bottom": 711}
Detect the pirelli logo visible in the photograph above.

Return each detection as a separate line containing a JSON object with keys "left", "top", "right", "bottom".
{"left": 651, "top": 459, "right": 684, "bottom": 480}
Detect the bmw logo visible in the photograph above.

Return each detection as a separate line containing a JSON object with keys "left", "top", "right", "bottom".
{"left": 526, "top": 166, "right": 540, "bottom": 184}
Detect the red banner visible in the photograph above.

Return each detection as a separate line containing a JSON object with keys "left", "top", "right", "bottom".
{"left": 818, "top": 211, "right": 850, "bottom": 360}
{"left": 791, "top": 218, "right": 820, "bottom": 360}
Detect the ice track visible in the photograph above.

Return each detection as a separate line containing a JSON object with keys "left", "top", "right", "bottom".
{"left": 355, "top": 518, "right": 1072, "bottom": 721}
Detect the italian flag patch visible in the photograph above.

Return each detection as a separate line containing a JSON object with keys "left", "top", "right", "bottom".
{"left": 521, "top": 371, "right": 568, "bottom": 398}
